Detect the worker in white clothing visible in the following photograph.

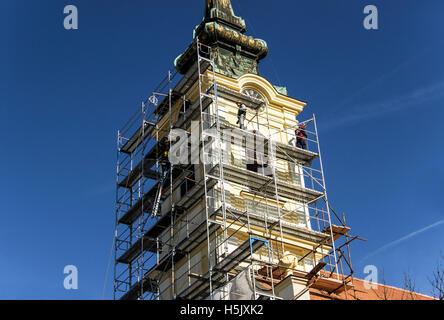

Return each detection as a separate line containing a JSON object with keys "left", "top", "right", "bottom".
{"left": 236, "top": 100, "right": 247, "bottom": 130}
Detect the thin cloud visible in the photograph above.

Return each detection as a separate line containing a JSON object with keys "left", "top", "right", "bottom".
{"left": 332, "top": 44, "right": 436, "bottom": 113}
{"left": 359, "top": 219, "right": 444, "bottom": 264}
{"left": 322, "top": 80, "right": 444, "bottom": 131}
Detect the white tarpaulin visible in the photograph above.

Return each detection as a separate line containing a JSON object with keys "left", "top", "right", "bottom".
{"left": 207, "top": 268, "right": 256, "bottom": 300}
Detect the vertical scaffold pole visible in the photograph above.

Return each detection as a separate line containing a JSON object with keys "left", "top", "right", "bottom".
{"left": 168, "top": 70, "right": 176, "bottom": 299}
{"left": 312, "top": 113, "right": 339, "bottom": 279}
{"left": 140, "top": 101, "right": 146, "bottom": 299}
{"left": 196, "top": 38, "right": 214, "bottom": 299}
{"left": 114, "top": 130, "right": 120, "bottom": 300}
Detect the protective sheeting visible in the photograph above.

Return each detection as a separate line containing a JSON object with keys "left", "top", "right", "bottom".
{"left": 207, "top": 268, "right": 256, "bottom": 300}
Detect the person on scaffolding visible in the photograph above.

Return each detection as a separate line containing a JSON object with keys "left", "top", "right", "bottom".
{"left": 296, "top": 123, "right": 308, "bottom": 150}
{"left": 236, "top": 100, "right": 247, "bottom": 130}
{"left": 160, "top": 138, "right": 170, "bottom": 184}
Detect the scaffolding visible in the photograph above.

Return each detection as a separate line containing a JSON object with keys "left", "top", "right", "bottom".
{"left": 114, "top": 40, "right": 361, "bottom": 300}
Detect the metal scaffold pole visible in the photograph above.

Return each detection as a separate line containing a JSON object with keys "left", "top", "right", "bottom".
{"left": 312, "top": 113, "right": 339, "bottom": 280}
{"left": 196, "top": 38, "right": 214, "bottom": 299}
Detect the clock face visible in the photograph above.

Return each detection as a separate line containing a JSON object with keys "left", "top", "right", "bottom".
{"left": 242, "top": 88, "right": 265, "bottom": 111}
{"left": 242, "top": 89, "right": 264, "bottom": 102}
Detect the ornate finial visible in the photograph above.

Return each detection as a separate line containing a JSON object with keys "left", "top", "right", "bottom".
{"left": 204, "top": 0, "right": 246, "bottom": 32}
{"left": 175, "top": 0, "right": 268, "bottom": 79}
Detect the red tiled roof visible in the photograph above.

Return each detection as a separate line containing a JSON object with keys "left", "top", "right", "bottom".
{"left": 309, "top": 277, "right": 435, "bottom": 300}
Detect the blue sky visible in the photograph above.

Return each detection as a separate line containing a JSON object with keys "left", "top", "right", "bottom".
{"left": 1, "top": 0, "right": 443, "bottom": 299}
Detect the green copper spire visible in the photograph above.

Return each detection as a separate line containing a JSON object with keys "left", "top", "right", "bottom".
{"left": 175, "top": 0, "right": 269, "bottom": 79}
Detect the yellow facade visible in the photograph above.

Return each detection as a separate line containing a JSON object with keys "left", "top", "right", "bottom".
{"left": 152, "top": 71, "right": 332, "bottom": 299}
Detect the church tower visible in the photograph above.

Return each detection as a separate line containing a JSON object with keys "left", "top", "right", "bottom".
{"left": 114, "top": 0, "right": 354, "bottom": 300}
